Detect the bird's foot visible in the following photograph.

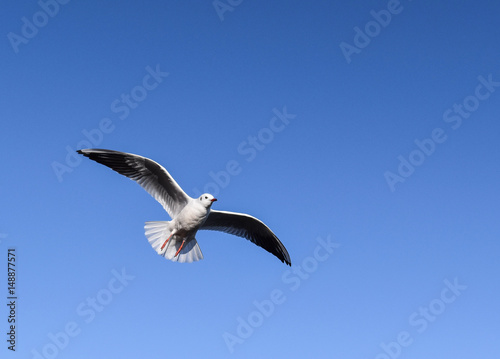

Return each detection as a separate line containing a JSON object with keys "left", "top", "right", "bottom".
{"left": 174, "top": 241, "right": 185, "bottom": 257}
{"left": 160, "top": 233, "right": 173, "bottom": 250}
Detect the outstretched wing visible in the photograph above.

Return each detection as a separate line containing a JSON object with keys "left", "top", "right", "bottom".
{"left": 78, "top": 149, "right": 190, "bottom": 218}
{"left": 201, "top": 210, "right": 291, "bottom": 265}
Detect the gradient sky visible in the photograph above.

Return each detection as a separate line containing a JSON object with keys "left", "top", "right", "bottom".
{"left": 1, "top": 1, "right": 500, "bottom": 358}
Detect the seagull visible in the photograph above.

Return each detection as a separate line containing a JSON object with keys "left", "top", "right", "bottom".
{"left": 77, "top": 149, "right": 291, "bottom": 266}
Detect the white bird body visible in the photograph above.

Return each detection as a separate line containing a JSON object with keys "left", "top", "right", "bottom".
{"left": 144, "top": 196, "right": 216, "bottom": 263}
{"left": 77, "top": 149, "right": 291, "bottom": 265}
{"left": 173, "top": 197, "right": 212, "bottom": 234}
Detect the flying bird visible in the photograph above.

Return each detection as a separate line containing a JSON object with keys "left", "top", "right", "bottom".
{"left": 77, "top": 149, "right": 291, "bottom": 266}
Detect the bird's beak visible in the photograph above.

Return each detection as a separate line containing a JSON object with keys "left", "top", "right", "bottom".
{"left": 211, "top": 198, "right": 217, "bottom": 202}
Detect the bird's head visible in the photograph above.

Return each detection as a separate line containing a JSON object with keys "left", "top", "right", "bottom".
{"left": 199, "top": 193, "right": 217, "bottom": 207}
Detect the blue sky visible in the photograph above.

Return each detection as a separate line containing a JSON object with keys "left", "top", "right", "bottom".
{"left": 1, "top": 0, "right": 500, "bottom": 358}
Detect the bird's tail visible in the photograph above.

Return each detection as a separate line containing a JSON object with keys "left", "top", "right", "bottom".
{"left": 144, "top": 221, "right": 204, "bottom": 263}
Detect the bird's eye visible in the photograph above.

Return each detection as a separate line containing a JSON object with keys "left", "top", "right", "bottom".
{"left": 205, "top": 196, "right": 208, "bottom": 199}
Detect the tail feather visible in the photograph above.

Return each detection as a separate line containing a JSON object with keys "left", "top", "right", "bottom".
{"left": 144, "top": 221, "right": 204, "bottom": 263}
{"left": 145, "top": 221, "right": 171, "bottom": 251}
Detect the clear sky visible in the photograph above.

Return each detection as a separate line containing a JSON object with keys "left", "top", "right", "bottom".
{"left": 1, "top": 1, "right": 500, "bottom": 358}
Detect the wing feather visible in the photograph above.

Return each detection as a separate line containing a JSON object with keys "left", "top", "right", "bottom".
{"left": 78, "top": 149, "right": 190, "bottom": 217}
{"left": 201, "top": 210, "right": 291, "bottom": 265}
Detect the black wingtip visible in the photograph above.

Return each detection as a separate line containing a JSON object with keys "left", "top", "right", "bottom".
{"left": 76, "top": 149, "right": 94, "bottom": 156}
{"left": 76, "top": 149, "right": 106, "bottom": 158}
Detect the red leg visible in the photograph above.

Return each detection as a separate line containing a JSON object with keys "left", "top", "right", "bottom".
{"left": 174, "top": 241, "right": 185, "bottom": 257}
{"left": 160, "top": 233, "right": 173, "bottom": 250}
